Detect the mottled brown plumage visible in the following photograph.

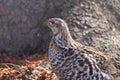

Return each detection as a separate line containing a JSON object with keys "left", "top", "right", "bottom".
{"left": 46, "top": 18, "right": 120, "bottom": 80}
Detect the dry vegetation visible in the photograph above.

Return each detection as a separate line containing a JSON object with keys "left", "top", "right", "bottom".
{"left": 0, "top": 53, "right": 58, "bottom": 80}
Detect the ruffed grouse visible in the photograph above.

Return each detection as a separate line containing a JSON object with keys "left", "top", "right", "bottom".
{"left": 46, "top": 18, "right": 120, "bottom": 80}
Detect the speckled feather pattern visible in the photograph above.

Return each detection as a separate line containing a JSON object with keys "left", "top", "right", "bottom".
{"left": 47, "top": 18, "right": 119, "bottom": 80}
{"left": 49, "top": 35, "right": 112, "bottom": 80}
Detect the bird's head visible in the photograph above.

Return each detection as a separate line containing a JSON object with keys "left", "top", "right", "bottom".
{"left": 45, "top": 18, "right": 68, "bottom": 35}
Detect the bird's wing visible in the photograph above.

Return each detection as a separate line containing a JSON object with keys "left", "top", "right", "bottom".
{"left": 78, "top": 45, "right": 111, "bottom": 69}
{"left": 69, "top": 40, "right": 110, "bottom": 69}
{"left": 79, "top": 46, "right": 120, "bottom": 78}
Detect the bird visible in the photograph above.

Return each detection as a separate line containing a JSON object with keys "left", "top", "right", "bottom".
{"left": 45, "top": 18, "right": 120, "bottom": 80}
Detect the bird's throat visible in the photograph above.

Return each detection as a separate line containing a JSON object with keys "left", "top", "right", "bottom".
{"left": 53, "top": 32, "right": 73, "bottom": 50}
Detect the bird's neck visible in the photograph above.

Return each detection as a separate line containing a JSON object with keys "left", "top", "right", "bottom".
{"left": 53, "top": 28, "right": 74, "bottom": 50}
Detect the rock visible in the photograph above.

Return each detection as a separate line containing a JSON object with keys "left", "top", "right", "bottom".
{"left": 0, "top": 0, "right": 79, "bottom": 56}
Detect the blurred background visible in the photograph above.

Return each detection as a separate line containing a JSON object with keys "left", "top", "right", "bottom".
{"left": 0, "top": 0, "right": 120, "bottom": 79}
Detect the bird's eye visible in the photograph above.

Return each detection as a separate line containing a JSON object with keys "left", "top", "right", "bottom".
{"left": 50, "top": 21, "right": 55, "bottom": 24}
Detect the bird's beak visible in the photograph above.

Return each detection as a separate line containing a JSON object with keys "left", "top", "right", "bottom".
{"left": 43, "top": 20, "right": 52, "bottom": 28}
